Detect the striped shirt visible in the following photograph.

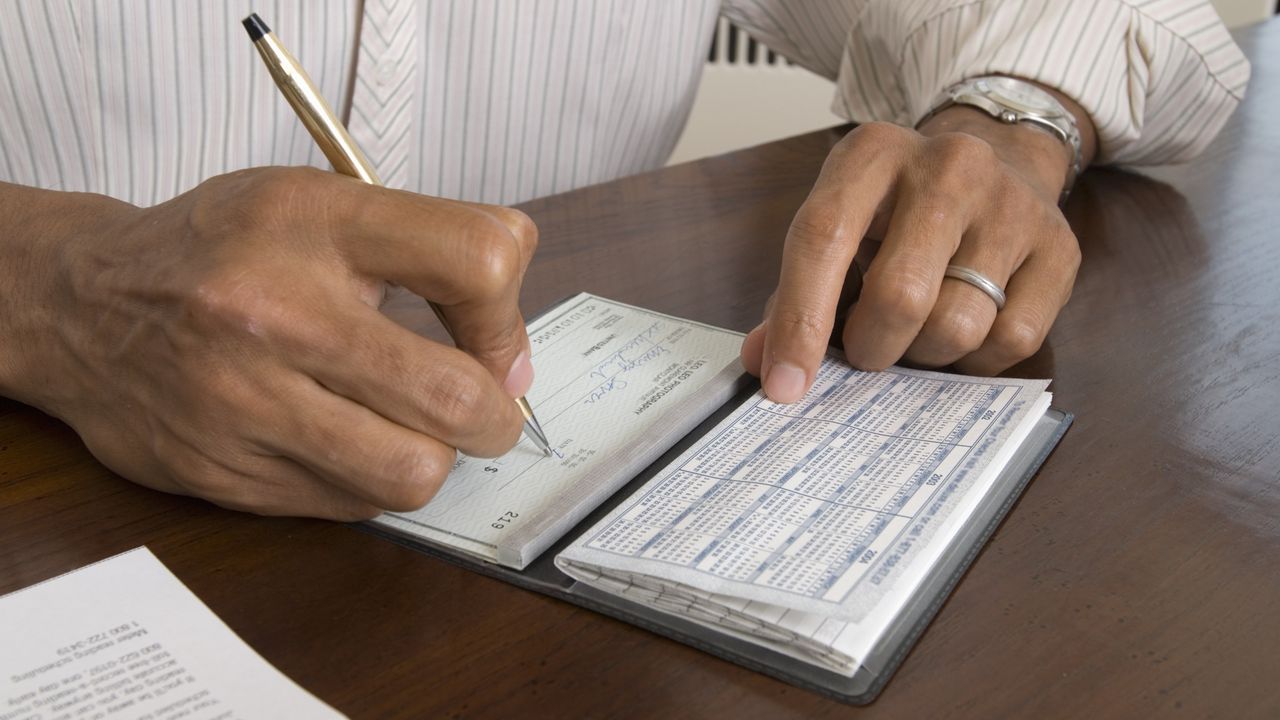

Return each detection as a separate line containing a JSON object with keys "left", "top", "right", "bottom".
{"left": 0, "top": 0, "right": 1249, "bottom": 208}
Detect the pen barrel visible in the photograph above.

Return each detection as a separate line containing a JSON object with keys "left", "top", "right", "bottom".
{"left": 245, "top": 18, "right": 543, "bottom": 453}
{"left": 251, "top": 34, "right": 381, "bottom": 186}
{"left": 251, "top": 30, "right": 454, "bottom": 332}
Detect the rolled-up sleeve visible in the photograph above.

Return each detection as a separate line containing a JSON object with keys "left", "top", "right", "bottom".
{"left": 723, "top": 0, "right": 1250, "bottom": 165}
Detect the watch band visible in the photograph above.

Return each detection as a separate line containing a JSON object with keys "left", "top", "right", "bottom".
{"left": 921, "top": 76, "right": 1083, "bottom": 204}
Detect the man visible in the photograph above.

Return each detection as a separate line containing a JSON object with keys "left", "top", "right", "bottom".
{"left": 0, "top": 1, "right": 1248, "bottom": 519}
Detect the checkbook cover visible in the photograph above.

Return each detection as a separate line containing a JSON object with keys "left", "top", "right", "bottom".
{"left": 366, "top": 375, "right": 1072, "bottom": 705}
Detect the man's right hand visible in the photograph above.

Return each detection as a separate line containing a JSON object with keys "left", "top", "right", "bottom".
{"left": 0, "top": 167, "right": 538, "bottom": 520}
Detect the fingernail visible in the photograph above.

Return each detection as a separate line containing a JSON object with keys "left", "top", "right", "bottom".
{"left": 503, "top": 350, "right": 534, "bottom": 398}
{"left": 764, "top": 362, "right": 807, "bottom": 404}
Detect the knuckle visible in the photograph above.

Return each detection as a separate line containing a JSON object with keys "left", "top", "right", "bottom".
{"left": 991, "top": 316, "right": 1045, "bottom": 360}
{"left": 379, "top": 444, "right": 452, "bottom": 511}
{"left": 832, "top": 122, "right": 909, "bottom": 171}
{"left": 931, "top": 131, "right": 998, "bottom": 169}
{"left": 245, "top": 167, "right": 327, "bottom": 221}
{"left": 466, "top": 328, "right": 524, "bottom": 371}
{"left": 188, "top": 270, "right": 326, "bottom": 350}
{"left": 1033, "top": 203, "right": 1082, "bottom": 267}
{"left": 490, "top": 207, "right": 539, "bottom": 254}
{"left": 295, "top": 419, "right": 346, "bottom": 466}
{"left": 769, "top": 306, "right": 829, "bottom": 345}
{"left": 904, "top": 196, "right": 963, "bottom": 239}
{"left": 461, "top": 215, "right": 522, "bottom": 298}
{"left": 787, "top": 205, "right": 856, "bottom": 258}
{"left": 159, "top": 444, "right": 241, "bottom": 507}
{"left": 149, "top": 431, "right": 187, "bottom": 480}
{"left": 420, "top": 361, "right": 491, "bottom": 437}
{"left": 846, "top": 121, "right": 908, "bottom": 150}
{"left": 926, "top": 307, "right": 988, "bottom": 355}
{"left": 1057, "top": 226, "right": 1083, "bottom": 270}
{"left": 863, "top": 271, "right": 934, "bottom": 327}
{"left": 192, "top": 167, "right": 341, "bottom": 240}
{"left": 789, "top": 205, "right": 841, "bottom": 242}
{"left": 928, "top": 132, "right": 997, "bottom": 187}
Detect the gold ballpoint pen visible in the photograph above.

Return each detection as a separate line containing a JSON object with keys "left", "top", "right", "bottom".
{"left": 241, "top": 13, "right": 552, "bottom": 456}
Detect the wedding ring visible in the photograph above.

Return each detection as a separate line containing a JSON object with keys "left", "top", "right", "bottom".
{"left": 944, "top": 265, "right": 1006, "bottom": 310}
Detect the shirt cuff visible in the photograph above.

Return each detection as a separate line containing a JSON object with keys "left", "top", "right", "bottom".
{"left": 832, "top": 0, "right": 1250, "bottom": 165}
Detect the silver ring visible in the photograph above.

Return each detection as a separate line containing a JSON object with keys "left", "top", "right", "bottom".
{"left": 944, "top": 265, "right": 1006, "bottom": 310}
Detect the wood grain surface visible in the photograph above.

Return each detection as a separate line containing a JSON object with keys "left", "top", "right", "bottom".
{"left": 4, "top": 19, "right": 1278, "bottom": 720}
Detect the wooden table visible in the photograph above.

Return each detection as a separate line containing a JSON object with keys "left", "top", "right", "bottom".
{"left": 5, "top": 19, "right": 1279, "bottom": 720}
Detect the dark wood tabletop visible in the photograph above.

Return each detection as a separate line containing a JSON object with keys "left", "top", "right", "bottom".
{"left": 4, "top": 18, "right": 1279, "bottom": 720}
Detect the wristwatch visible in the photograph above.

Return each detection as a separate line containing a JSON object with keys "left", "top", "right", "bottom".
{"left": 923, "top": 76, "right": 1083, "bottom": 204}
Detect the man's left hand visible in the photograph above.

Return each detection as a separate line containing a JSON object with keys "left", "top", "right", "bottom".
{"left": 742, "top": 96, "right": 1096, "bottom": 402}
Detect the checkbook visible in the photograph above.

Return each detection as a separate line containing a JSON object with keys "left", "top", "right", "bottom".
{"left": 368, "top": 293, "right": 1071, "bottom": 704}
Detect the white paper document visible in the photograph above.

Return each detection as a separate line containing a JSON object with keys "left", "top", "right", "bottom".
{"left": 0, "top": 547, "right": 343, "bottom": 720}
{"left": 373, "top": 293, "right": 746, "bottom": 569}
{"left": 556, "top": 360, "right": 1051, "bottom": 674}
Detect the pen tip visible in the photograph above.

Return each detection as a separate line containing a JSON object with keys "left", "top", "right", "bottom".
{"left": 522, "top": 418, "right": 552, "bottom": 457}
{"left": 242, "top": 13, "right": 270, "bottom": 42}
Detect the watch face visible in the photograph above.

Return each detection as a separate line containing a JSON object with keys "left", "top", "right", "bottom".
{"left": 980, "top": 76, "right": 1062, "bottom": 116}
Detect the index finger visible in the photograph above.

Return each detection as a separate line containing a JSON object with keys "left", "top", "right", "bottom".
{"left": 759, "top": 125, "right": 901, "bottom": 402}
{"left": 339, "top": 184, "right": 539, "bottom": 395}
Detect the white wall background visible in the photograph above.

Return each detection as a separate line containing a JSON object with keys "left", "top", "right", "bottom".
{"left": 668, "top": 0, "right": 1272, "bottom": 165}
{"left": 1213, "top": 0, "right": 1274, "bottom": 26}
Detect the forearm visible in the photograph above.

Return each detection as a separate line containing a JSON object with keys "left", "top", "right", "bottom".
{"left": 0, "top": 182, "right": 133, "bottom": 408}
